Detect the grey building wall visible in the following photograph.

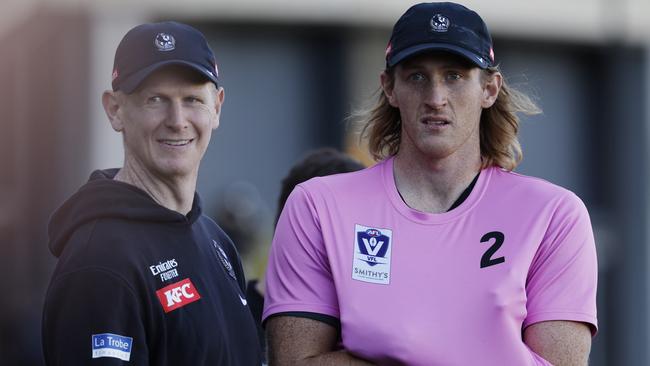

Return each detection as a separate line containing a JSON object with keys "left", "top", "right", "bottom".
{"left": 0, "top": 9, "right": 91, "bottom": 365}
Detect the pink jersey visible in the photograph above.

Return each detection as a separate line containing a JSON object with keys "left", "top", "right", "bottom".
{"left": 263, "top": 157, "right": 598, "bottom": 366}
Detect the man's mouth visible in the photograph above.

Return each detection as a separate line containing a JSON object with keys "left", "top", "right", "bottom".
{"left": 421, "top": 117, "right": 450, "bottom": 126}
{"left": 160, "top": 139, "right": 193, "bottom": 146}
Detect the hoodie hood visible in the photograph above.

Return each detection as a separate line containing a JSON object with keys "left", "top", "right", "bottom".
{"left": 48, "top": 169, "right": 203, "bottom": 257}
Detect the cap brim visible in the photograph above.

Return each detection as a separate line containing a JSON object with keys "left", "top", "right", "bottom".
{"left": 117, "top": 60, "right": 219, "bottom": 94}
{"left": 388, "top": 43, "right": 489, "bottom": 69}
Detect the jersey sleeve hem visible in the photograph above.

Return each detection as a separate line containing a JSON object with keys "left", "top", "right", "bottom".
{"left": 263, "top": 311, "right": 341, "bottom": 331}
{"left": 523, "top": 311, "right": 598, "bottom": 335}
{"left": 262, "top": 303, "right": 339, "bottom": 322}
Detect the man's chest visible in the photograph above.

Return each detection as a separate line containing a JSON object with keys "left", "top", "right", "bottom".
{"left": 320, "top": 212, "right": 548, "bottom": 364}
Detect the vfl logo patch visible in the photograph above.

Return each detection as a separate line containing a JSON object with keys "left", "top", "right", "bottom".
{"left": 352, "top": 224, "right": 392, "bottom": 285}
{"left": 156, "top": 278, "right": 201, "bottom": 313}
{"left": 91, "top": 333, "right": 133, "bottom": 361}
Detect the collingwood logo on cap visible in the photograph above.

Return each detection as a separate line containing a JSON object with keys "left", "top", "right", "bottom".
{"left": 430, "top": 14, "right": 450, "bottom": 32}
{"left": 154, "top": 33, "right": 176, "bottom": 51}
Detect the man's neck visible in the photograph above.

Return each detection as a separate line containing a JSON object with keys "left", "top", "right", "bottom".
{"left": 114, "top": 163, "right": 196, "bottom": 215}
{"left": 393, "top": 150, "right": 481, "bottom": 214}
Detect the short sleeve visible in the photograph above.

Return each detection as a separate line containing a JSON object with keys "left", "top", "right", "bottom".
{"left": 262, "top": 185, "right": 339, "bottom": 321}
{"left": 42, "top": 269, "right": 149, "bottom": 365}
{"left": 524, "top": 192, "right": 598, "bottom": 334}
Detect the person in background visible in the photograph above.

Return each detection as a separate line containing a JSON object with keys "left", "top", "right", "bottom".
{"left": 263, "top": 2, "right": 598, "bottom": 365}
{"left": 42, "top": 21, "right": 261, "bottom": 365}
{"left": 246, "top": 147, "right": 365, "bottom": 360}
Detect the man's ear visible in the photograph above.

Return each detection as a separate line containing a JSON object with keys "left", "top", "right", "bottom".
{"left": 380, "top": 71, "right": 398, "bottom": 107}
{"left": 211, "top": 86, "right": 225, "bottom": 130}
{"left": 102, "top": 90, "right": 124, "bottom": 132}
{"left": 482, "top": 72, "right": 502, "bottom": 109}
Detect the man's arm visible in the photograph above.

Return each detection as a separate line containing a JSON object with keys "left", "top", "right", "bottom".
{"left": 43, "top": 269, "right": 149, "bottom": 365}
{"left": 523, "top": 193, "right": 598, "bottom": 366}
{"left": 524, "top": 320, "right": 592, "bottom": 366}
{"left": 267, "top": 316, "right": 374, "bottom": 366}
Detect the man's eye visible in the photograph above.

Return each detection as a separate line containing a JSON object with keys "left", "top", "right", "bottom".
{"left": 408, "top": 72, "right": 426, "bottom": 82}
{"left": 446, "top": 72, "right": 462, "bottom": 81}
{"left": 187, "top": 97, "right": 203, "bottom": 104}
{"left": 147, "top": 96, "right": 162, "bottom": 103}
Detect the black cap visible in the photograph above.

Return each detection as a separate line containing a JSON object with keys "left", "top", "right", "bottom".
{"left": 111, "top": 21, "right": 219, "bottom": 93}
{"left": 385, "top": 2, "right": 494, "bottom": 69}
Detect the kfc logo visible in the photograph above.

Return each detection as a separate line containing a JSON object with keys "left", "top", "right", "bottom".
{"left": 156, "top": 278, "right": 201, "bottom": 313}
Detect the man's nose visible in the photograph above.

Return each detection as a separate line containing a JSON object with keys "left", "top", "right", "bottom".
{"left": 165, "top": 101, "right": 188, "bottom": 130}
{"left": 424, "top": 80, "right": 448, "bottom": 109}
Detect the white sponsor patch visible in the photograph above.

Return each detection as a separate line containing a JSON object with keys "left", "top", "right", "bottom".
{"left": 149, "top": 258, "right": 179, "bottom": 282}
{"left": 352, "top": 224, "right": 392, "bottom": 285}
{"left": 91, "top": 333, "right": 133, "bottom": 361}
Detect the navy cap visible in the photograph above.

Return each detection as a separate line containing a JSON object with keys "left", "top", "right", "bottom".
{"left": 111, "top": 21, "right": 219, "bottom": 93}
{"left": 385, "top": 2, "right": 494, "bottom": 69}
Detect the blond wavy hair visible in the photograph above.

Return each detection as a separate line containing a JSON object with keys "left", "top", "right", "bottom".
{"left": 358, "top": 66, "right": 541, "bottom": 171}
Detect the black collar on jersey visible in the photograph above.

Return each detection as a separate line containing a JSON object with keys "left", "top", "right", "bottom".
{"left": 447, "top": 172, "right": 480, "bottom": 212}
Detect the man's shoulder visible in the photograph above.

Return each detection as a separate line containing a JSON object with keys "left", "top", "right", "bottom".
{"left": 299, "top": 162, "right": 383, "bottom": 196}
{"left": 487, "top": 167, "right": 585, "bottom": 211}
{"left": 489, "top": 167, "right": 575, "bottom": 196}
{"left": 54, "top": 218, "right": 155, "bottom": 276}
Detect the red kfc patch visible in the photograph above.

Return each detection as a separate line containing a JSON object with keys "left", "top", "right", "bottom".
{"left": 156, "top": 278, "right": 201, "bottom": 313}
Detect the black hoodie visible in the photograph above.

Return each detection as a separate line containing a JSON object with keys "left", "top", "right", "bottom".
{"left": 42, "top": 170, "right": 262, "bottom": 365}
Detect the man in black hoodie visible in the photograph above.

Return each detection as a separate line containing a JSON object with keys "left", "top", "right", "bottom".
{"left": 42, "top": 22, "right": 262, "bottom": 365}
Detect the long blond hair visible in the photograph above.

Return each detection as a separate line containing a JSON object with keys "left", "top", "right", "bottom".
{"left": 358, "top": 66, "right": 541, "bottom": 171}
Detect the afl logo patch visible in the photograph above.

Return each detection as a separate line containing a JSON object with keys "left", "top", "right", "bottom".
{"left": 430, "top": 13, "right": 450, "bottom": 32}
{"left": 154, "top": 33, "right": 176, "bottom": 51}
{"left": 352, "top": 224, "right": 392, "bottom": 285}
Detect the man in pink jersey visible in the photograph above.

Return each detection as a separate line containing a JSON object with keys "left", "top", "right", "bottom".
{"left": 263, "top": 2, "right": 598, "bottom": 365}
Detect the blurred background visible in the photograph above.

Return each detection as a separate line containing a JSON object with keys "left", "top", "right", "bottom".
{"left": 1, "top": 0, "right": 648, "bottom": 365}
